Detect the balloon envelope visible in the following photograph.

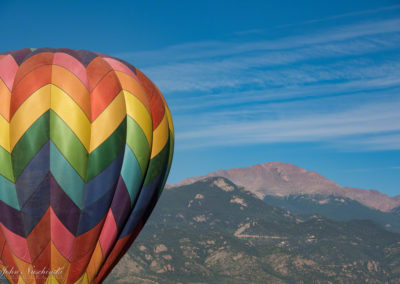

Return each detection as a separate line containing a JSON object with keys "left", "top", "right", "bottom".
{"left": 0, "top": 48, "right": 174, "bottom": 283}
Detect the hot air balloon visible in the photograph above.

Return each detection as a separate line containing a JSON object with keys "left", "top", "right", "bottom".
{"left": 0, "top": 48, "right": 174, "bottom": 284}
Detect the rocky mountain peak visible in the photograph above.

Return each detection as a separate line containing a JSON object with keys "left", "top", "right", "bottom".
{"left": 170, "top": 162, "right": 400, "bottom": 212}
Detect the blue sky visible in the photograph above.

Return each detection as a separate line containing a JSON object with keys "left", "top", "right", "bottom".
{"left": 1, "top": 0, "right": 399, "bottom": 196}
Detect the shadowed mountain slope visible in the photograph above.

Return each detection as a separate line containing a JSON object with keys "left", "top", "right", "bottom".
{"left": 107, "top": 177, "right": 400, "bottom": 284}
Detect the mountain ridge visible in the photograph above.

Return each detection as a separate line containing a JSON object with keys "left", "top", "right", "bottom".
{"left": 107, "top": 176, "right": 400, "bottom": 283}
{"left": 169, "top": 162, "right": 400, "bottom": 212}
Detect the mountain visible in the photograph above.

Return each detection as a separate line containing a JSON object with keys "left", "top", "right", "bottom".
{"left": 171, "top": 162, "right": 400, "bottom": 212}
{"left": 107, "top": 177, "right": 400, "bottom": 283}
{"left": 263, "top": 194, "right": 400, "bottom": 233}
{"left": 393, "top": 206, "right": 400, "bottom": 216}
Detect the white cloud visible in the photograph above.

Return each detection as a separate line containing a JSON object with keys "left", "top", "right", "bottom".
{"left": 117, "top": 17, "right": 400, "bottom": 66}
{"left": 116, "top": 16, "right": 400, "bottom": 153}
{"left": 176, "top": 98, "right": 400, "bottom": 150}
{"left": 274, "top": 4, "right": 400, "bottom": 29}
{"left": 141, "top": 33, "right": 400, "bottom": 93}
{"left": 168, "top": 63, "right": 400, "bottom": 112}
{"left": 355, "top": 133, "right": 400, "bottom": 150}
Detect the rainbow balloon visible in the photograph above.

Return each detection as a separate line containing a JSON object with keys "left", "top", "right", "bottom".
{"left": 0, "top": 48, "right": 174, "bottom": 283}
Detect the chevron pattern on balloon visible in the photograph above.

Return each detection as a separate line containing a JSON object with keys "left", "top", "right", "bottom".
{"left": 0, "top": 48, "right": 174, "bottom": 284}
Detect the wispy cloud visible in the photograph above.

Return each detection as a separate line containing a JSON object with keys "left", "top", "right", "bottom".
{"left": 136, "top": 21, "right": 400, "bottom": 94}
{"left": 275, "top": 4, "right": 400, "bottom": 29}
{"left": 117, "top": 15, "right": 400, "bottom": 152}
{"left": 117, "top": 17, "right": 400, "bottom": 67}
{"left": 354, "top": 133, "right": 400, "bottom": 151}
{"left": 344, "top": 165, "right": 400, "bottom": 173}
{"left": 176, "top": 98, "right": 400, "bottom": 150}
{"left": 166, "top": 59, "right": 400, "bottom": 113}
